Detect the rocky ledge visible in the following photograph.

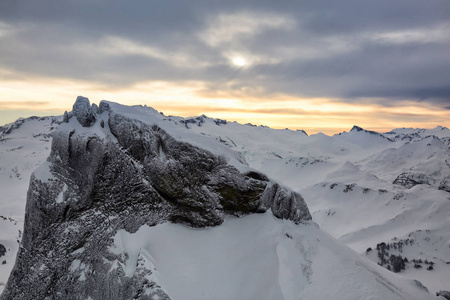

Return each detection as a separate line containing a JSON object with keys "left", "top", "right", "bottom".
{"left": 393, "top": 172, "right": 433, "bottom": 189}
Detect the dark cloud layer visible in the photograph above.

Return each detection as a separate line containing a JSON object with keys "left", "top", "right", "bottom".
{"left": 1, "top": 0, "right": 449, "bottom": 106}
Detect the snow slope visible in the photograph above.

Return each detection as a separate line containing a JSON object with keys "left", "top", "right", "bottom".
{"left": 110, "top": 211, "right": 433, "bottom": 300}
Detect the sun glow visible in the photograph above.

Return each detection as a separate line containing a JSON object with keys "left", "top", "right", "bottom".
{"left": 232, "top": 56, "right": 247, "bottom": 67}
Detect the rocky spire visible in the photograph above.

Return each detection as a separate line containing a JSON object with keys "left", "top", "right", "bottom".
{"left": 72, "top": 96, "right": 96, "bottom": 127}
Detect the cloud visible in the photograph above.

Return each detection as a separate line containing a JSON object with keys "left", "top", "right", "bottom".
{"left": 370, "top": 23, "right": 450, "bottom": 45}
{"left": 199, "top": 11, "right": 296, "bottom": 47}
{"left": 0, "top": 0, "right": 449, "bottom": 113}
{"left": 0, "top": 101, "right": 50, "bottom": 109}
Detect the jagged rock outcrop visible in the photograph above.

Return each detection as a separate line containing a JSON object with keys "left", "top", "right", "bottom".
{"left": 393, "top": 172, "right": 432, "bottom": 189}
{"left": 71, "top": 96, "right": 96, "bottom": 127}
{"left": 350, "top": 125, "right": 393, "bottom": 141}
{"left": 2, "top": 97, "right": 311, "bottom": 300}
{"left": 179, "top": 114, "right": 227, "bottom": 128}
{"left": 437, "top": 290, "right": 450, "bottom": 300}
{"left": 0, "top": 244, "right": 5, "bottom": 258}
{"left": 439, "top": 176, "right": 450, "bottom": 193}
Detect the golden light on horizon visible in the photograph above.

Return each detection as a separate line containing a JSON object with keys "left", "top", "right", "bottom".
{"left": 0, "top": 78, "right": 449, "bottom": 136}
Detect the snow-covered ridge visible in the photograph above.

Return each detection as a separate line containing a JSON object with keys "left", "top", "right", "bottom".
{"left": 0, "top": 116, "right": 60, "bottom": 136}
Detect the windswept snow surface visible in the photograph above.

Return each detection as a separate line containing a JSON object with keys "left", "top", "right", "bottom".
{"left": 110, "top": 212, "right": 433, "bottom": 300}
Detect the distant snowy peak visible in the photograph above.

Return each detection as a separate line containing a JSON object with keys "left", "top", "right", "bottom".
{"left": 177, "top": 113, "right": 309, "bottom": 136}
{"left": 341, "top": 125, "right": 450, "bottom": 144}
{"left": 0, "top": 115, "right": 61, "bottom": 137}
{"left": 348, "top": 125, "right": 394, "bottom": 141}
{"left": 389, "top": 126, "right": 450, "bottom": 135}
{"left": 350, "top": 125, "right": 375, "bottom": 133}
{"left": 179, "top": 114, "right": 227, "bottom": 128}
{"left": 385, "top": 126, "right": 450, "bottom": 142}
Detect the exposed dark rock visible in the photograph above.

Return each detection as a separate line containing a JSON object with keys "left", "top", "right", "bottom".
{"left": 63, "top": 111, "right": 69, "bottom": 123}
{"left": 343, "top": 184, "right": 356, "bottom": 193}
{"left": 179, "top": 115, "right": 207, "bottom": 128}
{"left": 180, "top": 115, "right": 227, "bottom": 128}
{"left": 393, "top": 172, "right": 432, "bottom": 189}
{"left": 2, "top": 98, "right": 311, "bottom": 300}
{"left": 350, "top": 125, "right": 366, "bottom": 132}
{"left": 0, "top": 243, "right": 6, "bottom": 257}
{"left": 437, "top": 290, "right": 450, "bottom": 300}
{"left": 214, "top": 118, "right": 227, "bottom": 126}
{"left": 179, "top": 118, "right": 198, "bottom": 128}
{"left": 350, "top": 125, "right": 393, "bottom": 141}
{"left": 72, "top": 96, "right": 96, "bottom": 127}
{"left": 244, "top": 171, "right": 269, "bottom": 182}
{"left": 98, "top": 101, "right": 110, "bottom": 114}
{"left": 296, "top": 129, "right": 308, "bottom": 136}
{"left": 439, "top": 176, "right": 450, "bottom": 193}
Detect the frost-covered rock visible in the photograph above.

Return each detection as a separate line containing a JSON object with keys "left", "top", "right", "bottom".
{"left": 438, "top": 176, "right": 450, "bottom": 193}
{"left": 393, "top": 172, "right": 432, "bottom": 189}
{"left": 130, "top": 250, "right": 170, "bottom": 300}
{"left": 72, "top": 96, "right": 96, "bottom": 127}
{"left": 437, "top": 290, "right": 450, "bottom": 300}
{"left": 179, "top": 114, "right": 227, "bottom": 128}
{"left": 2, "top": 98, "right": 311, "bottom": 300}
{"left": 0, "top": 244, "right": 5, "bottom": 258}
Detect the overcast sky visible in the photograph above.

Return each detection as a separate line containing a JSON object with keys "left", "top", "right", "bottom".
{"left": 0, "top": 0, "right": 449, "bottom": 134}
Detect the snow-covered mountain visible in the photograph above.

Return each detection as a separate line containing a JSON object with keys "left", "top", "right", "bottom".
{"left": 0, "top": 97, "right": 448, "bottom": 299}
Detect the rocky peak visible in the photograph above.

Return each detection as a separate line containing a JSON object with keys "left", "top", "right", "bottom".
{"left": 98, "top": 100, "right": 110, "bottom": 114}
{"left": 350, "top": 125, "right": 365, "bottom": 132}
{"left": 350, "top": 125, "right": 381, "bottom": 135}
{"left": 72, "top": 96, "right": 97, "bottom": 127}
{"left": 297, "top": 129, "right": 308, "bottom": 136}
{"left": 350, "top": 125, "right": 393, "bottom": 141}
{"left": 179, "top": 114, "right": 227, "bottom": 128}
{"left": 2, "top": 97, "right": 311, "bottom": 300}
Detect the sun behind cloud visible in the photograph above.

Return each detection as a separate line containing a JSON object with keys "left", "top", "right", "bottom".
{"left": 232, "top": 56, "right": 247, "bottom": 67}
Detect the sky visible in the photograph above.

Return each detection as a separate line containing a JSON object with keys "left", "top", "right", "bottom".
{"left": 0, "top": 0, "right": 449, "bottom": 135}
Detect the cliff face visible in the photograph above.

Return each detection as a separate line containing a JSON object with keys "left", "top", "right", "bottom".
{"left": 2, "top": 97, "right": 311, "bottom": 300}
